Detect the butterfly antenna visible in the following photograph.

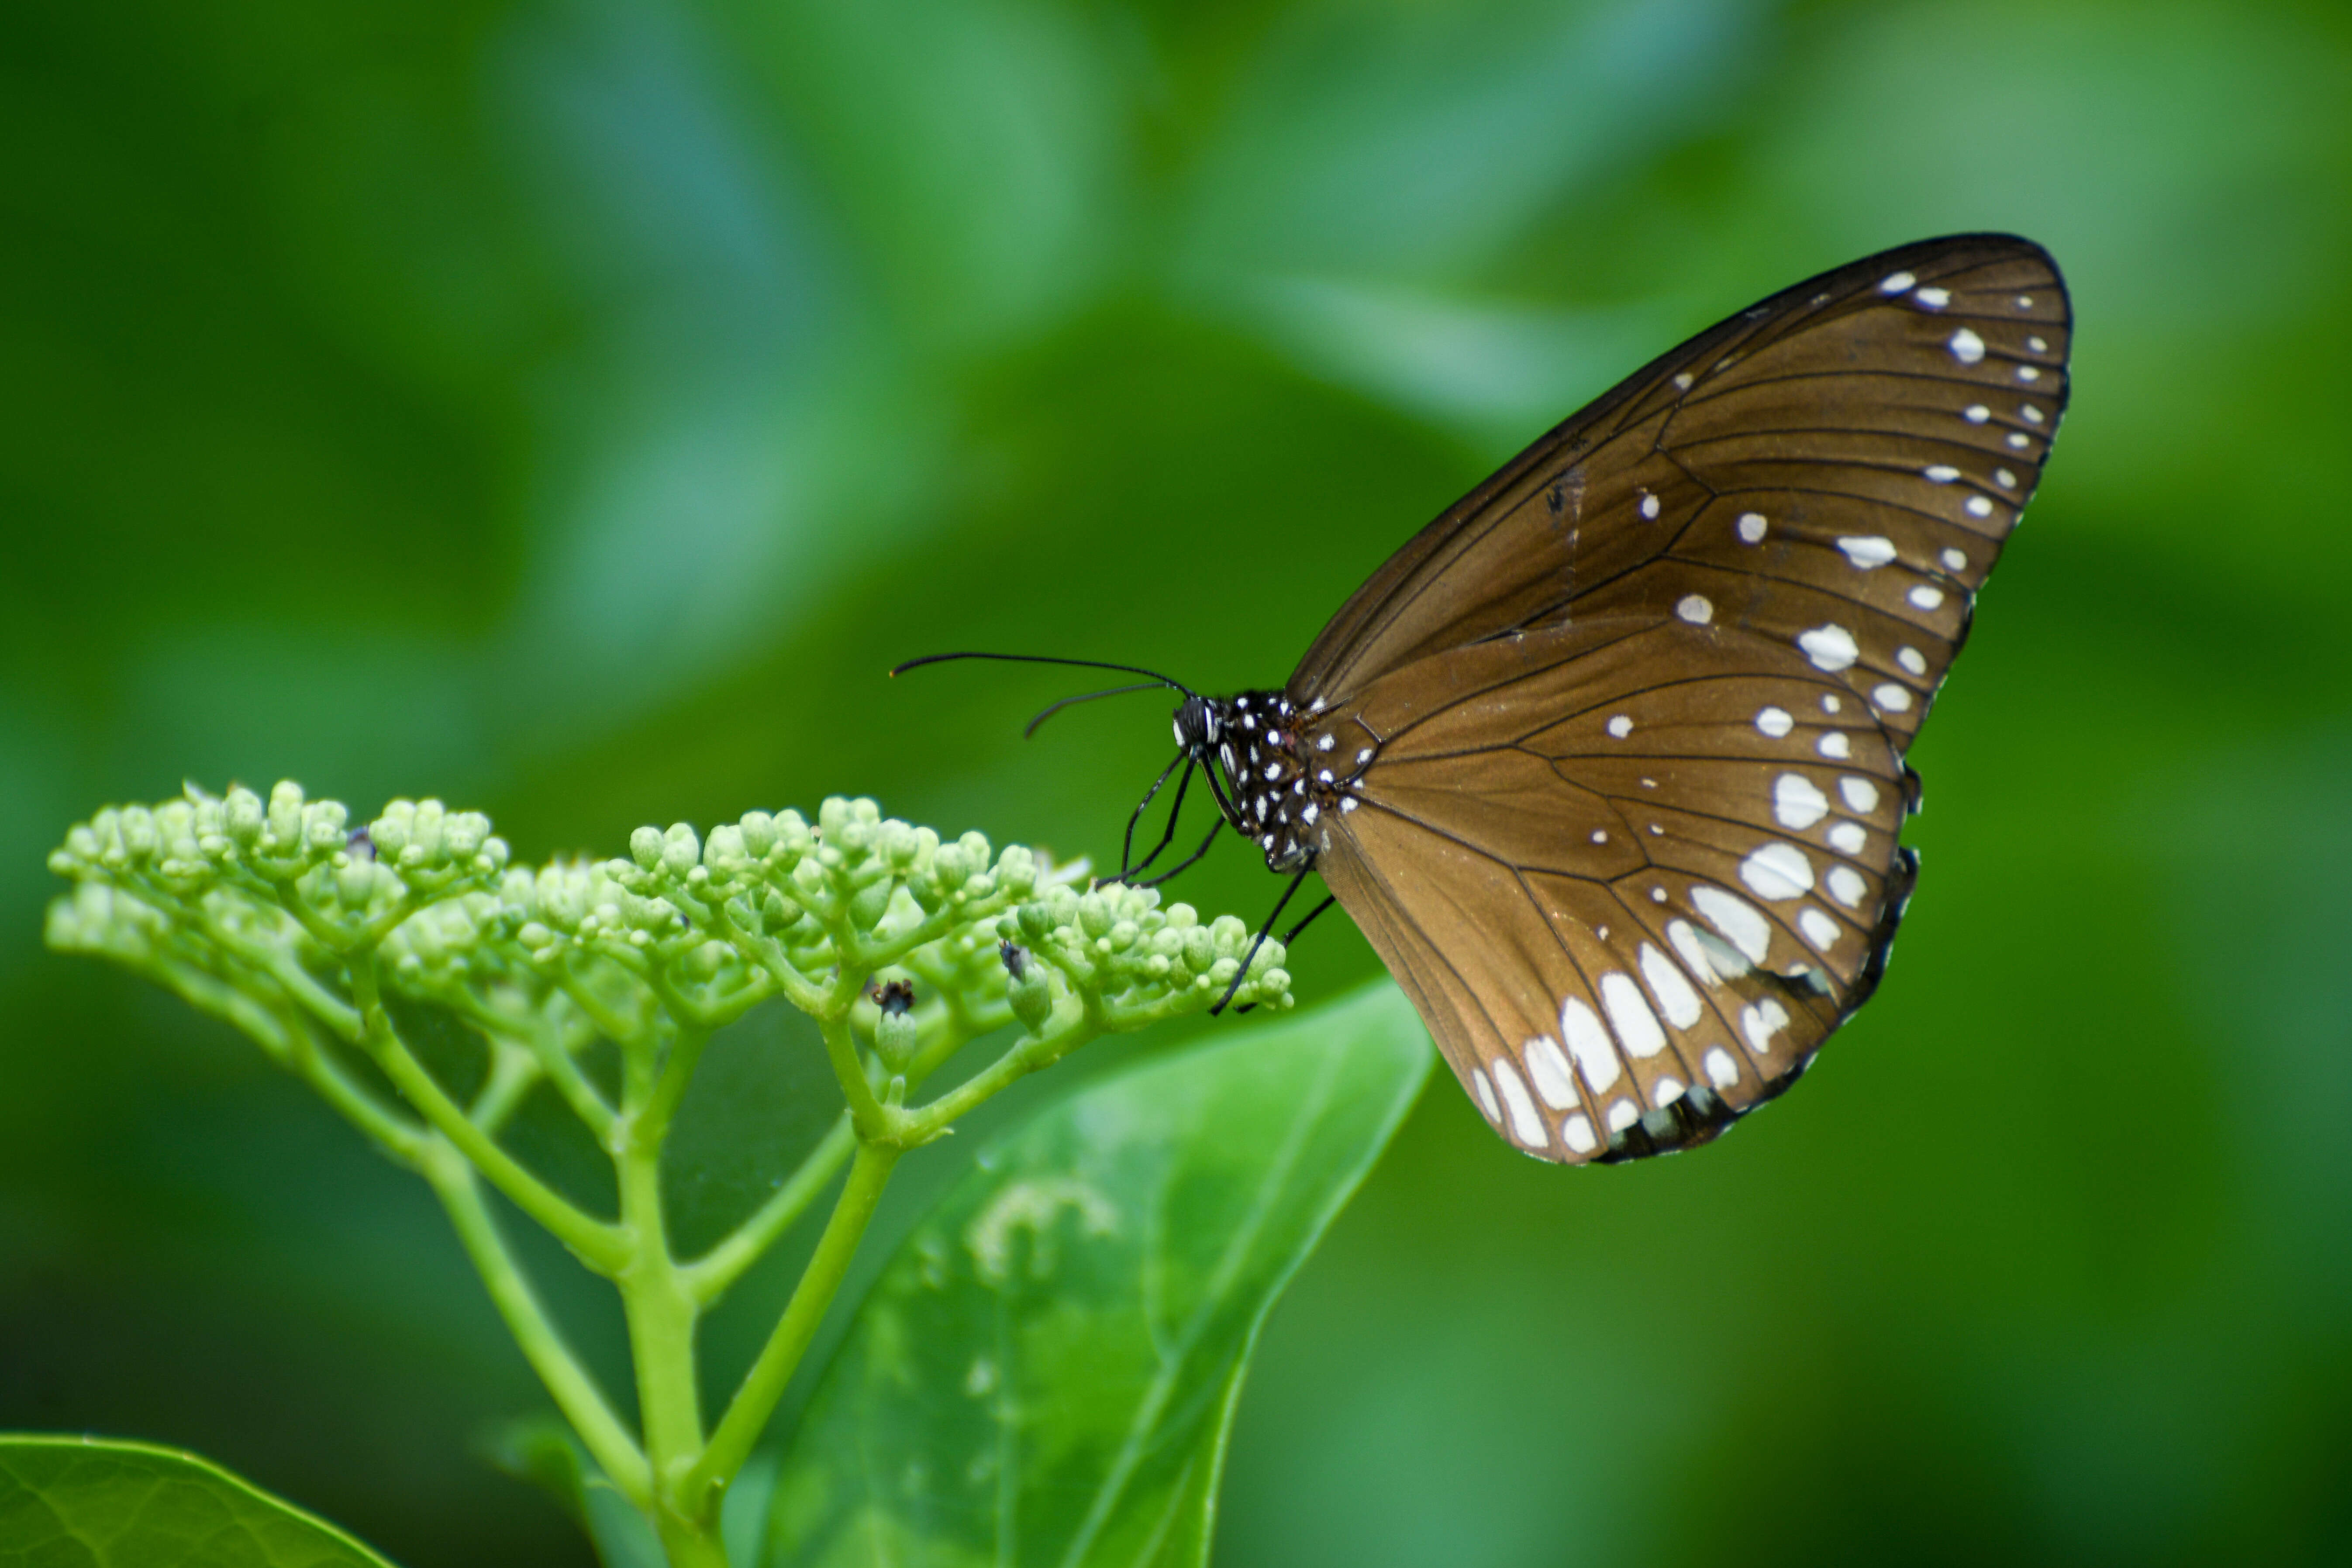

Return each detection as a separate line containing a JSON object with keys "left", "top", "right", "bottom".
{"left": 1023, "top": 681, "right": 1167, "bottom": 740}
{"left": 891, "top": 651, "right": 1197, "bottom": 699}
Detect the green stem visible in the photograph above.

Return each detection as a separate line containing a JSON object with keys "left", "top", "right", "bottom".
{"left": 816, "top": 1010, "right": 889, "bottom": 1134}
{"left": 685, "top": 1140, "right": 899, "bottom": 1509}
{"left": 679, "top": 1114, "right": 856, "bottom": 1306}
{"left": 421, "top": 1145, "right": 651, "bottom": 1508}
{"left": 614, "top": 1095, "right": 712, "bottom": 1552}
{"left": 350, "top": 956, "right": 631, "bottom": 1274}
{"left": 907, "top": 1008, "right": 1099, "bottom": 1137}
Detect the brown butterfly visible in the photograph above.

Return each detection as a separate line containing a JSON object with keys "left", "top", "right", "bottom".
{"left": 914, "top": 234, "right": 2070, "bottom": 1164}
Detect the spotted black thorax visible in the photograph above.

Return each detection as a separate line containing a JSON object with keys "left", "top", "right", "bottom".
{"left": 1174, "top": 690, "right": 1378, "bottom": 873}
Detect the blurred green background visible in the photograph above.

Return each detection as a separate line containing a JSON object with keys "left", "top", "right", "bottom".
{"left": 6, "top": 0, "right": 2350, "bottom": 1562}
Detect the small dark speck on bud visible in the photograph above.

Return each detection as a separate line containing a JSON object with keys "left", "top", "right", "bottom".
{"left": 871, "top": 978, "right": 915, "bottom": 1015}
{"left": 1000, "top": 941, "right": 1029, "bottom": 981}
{"left": 346, "top": 827, "right": 376, "bottom": 862}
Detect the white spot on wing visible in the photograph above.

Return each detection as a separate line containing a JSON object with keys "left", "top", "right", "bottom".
{"left": 1828, "top": 865, "right": 1867, "bottom": 907}
{"left": 1939, "top": 548, "right": 1967, "bottom": 572}
{"left": 1963, "top": 403, "right": 1990, "bottom": 424}
{"left": 1737, "top": 511, "right": 1768, "bottom": 543}
{"left": 1562, "top": 1113, "right": 1597, "bottom": 1154}
{"left": 1639, "top": 490, "right": 1661, "bottom": 520}
{"left": 1691, "top": 886, "right": 1772, "bottom": 964}
{"left": 1561, "top": 999, "right": 1618, "bottom": 1093}
{"left": 1839, "top": 776, "right": 1880, "bottom": 813}
{"left": 1704, "top": 1047, "right": 1739, "bottom": 1089}
{"left": 1966, "top": 496, "right": 1994, "bottom": 519}
{"left": 1774, "top": 773, "right": 1830, "bottom": 830}
{"left": 1838, "top": 536, "right": 1897, "bottom": 569}
{"left": 1909, "top": 585, "right": 1946, "bottom": 610}
{"left": 1799, "top": 907, "right": 1840, "bottom": 950}
{"left": 1756, "top": 706, "right": 1794, "bottom": 738}
{"left": 1471, "top": 1068, "right": 1499, "bottom": 1124}
{"left": 1607, "top": 714, "right": 1633, "bottom": 738}
{"left": 1913, "top": 286, "right": 1950, "bottom": 309}
{"left": 1879, "top": 271, "right": 1917, "bottom": 293}
{"left": 1829, "top": 822, "right": 1867, "bottom": 854}
{"left": 1654, "top": 1077, "right": 1686, "bottom": 1107}
{"left": 1598, "top": 972, "right": 1667, "bottom": 1058}
{"left": 1873, "top": 682, "right": 1914, "bottom": 713}
{"left": 1607, "top": 1098, "right": 1639, "bottom": 1133}
{"left": 1949, "top": 327, "right": 1986, "bottom": 364}
{"left": 1740, "top": 999, "right": 1790, "bottom": 1055}
{"left": 1924, "top": 465, "right": 1961, "bottom": 484}
{"left": 1798, "top": 624, "right": 1859, "bottom": 672}
{"left": 1817, "top": 731, "right": 1852, "bottom": 760}
{"left": 1898, "top": 644, "right": 1928, "bottom": 675}
{"left": 1638, "top": 943, "right": 1703, "bottom": 1028}
{"left": 1524, "top": 1037, "right": 1576, "bottom": 1108}
{"left": 1677, "top": 594, "right": 1713, "bottom": 624}
{"left": 1740, "top": 842, "right": 1814, "bottom": 900}
{"left": 1492, "top": 1058, "right": 1548, "bottom": 1147}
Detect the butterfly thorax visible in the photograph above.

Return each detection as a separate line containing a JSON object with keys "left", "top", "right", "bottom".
{"left": 1176, "top": 689, "right": 1369, "bottom": 872}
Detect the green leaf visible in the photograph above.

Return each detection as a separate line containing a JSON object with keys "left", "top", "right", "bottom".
{"left": 0, "top": 1436, "right": 397, "bottom": 1568}
{"left": 763, "top": 979, "right": 1432, "bottom": 1568}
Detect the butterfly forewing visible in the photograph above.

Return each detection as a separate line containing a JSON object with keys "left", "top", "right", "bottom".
{"left": 1286, "top": 235, "right": 2069, "bottom": 1162}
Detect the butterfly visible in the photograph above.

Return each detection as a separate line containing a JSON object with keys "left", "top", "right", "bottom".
{"left": 912, "top": 234, "right": 2070, "bottom": 1165}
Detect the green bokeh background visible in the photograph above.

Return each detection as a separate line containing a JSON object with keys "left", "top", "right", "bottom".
{"left": 5, "top": 0, "right": 2348, "bottom": 1563}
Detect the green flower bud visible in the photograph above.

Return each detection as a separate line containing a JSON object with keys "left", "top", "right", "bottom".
{"left": 303, "top": 800, "right": 351, "bottom": 853}
{"left": 876, "top": 1005, "right": 918, "bottom": 1065}
{"left": 336, "top": 856, "right": 378, "bottom": 909}
{"left": 1181, "top": 927, "right": 1217, "bottom": 975}
{"left": 371, "top": 801, "right": 413, "bottom": 860}
{"left": 404, "top": 800, "right": 447, "bottom": 866}
{"left": 1076, "top": 893, "right": 1114, "bottom": 940}
{"left": 662, "top": 824, "right": 700, "bottom": 880}
{"left": 1015, "top": 900, "right": 1055, "bottom": 942}
{"left": 932, "top": 844, "right": 969, "bottom": 893}
{"left": 120, "top": 806, "right": 157, "bottom": 862}
{"left": 738, "top": 811, "right": 776, "bottom": 858}
{"left": 437, "top": 809, "right": 483, "bottom": 859}
{"left": 847, "top": 879, "right": 893, "bottom": 931}
{"left": 267, "top": 782, "right": 305, "bottom": 847}
{"left": 704, "top": 824, "right": 746, "bottom": 875}
{"left": 993, "top": 846, "right": 1038, "bottom": 898}
{"left": 631, "top": 826, "right": 664, "bottom": 870}
{"left": 1008, "top": 966, "right": 1053, "bottom": 1032}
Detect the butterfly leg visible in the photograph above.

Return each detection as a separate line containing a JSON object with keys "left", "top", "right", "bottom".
{"left": 1281, "top": 893, "right": 1336, "bottom": 945}
{"left": 1119, "top": 751, "right": 1192, "bottom": 880}
{"left": 1135, "top": 817, "right": 1221, "bottom": 889}
{"left": 1211, "top": 863, "right": 1312, "bottom": 1016}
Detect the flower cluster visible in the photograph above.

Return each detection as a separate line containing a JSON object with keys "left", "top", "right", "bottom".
{"left": 46, "top": 783, "right": 1293, "bottom": 1045}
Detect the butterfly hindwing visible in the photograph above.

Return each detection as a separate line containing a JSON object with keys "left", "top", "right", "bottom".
{"left": 1302, "top": 618, "right": 1916, "bottom": 1162}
